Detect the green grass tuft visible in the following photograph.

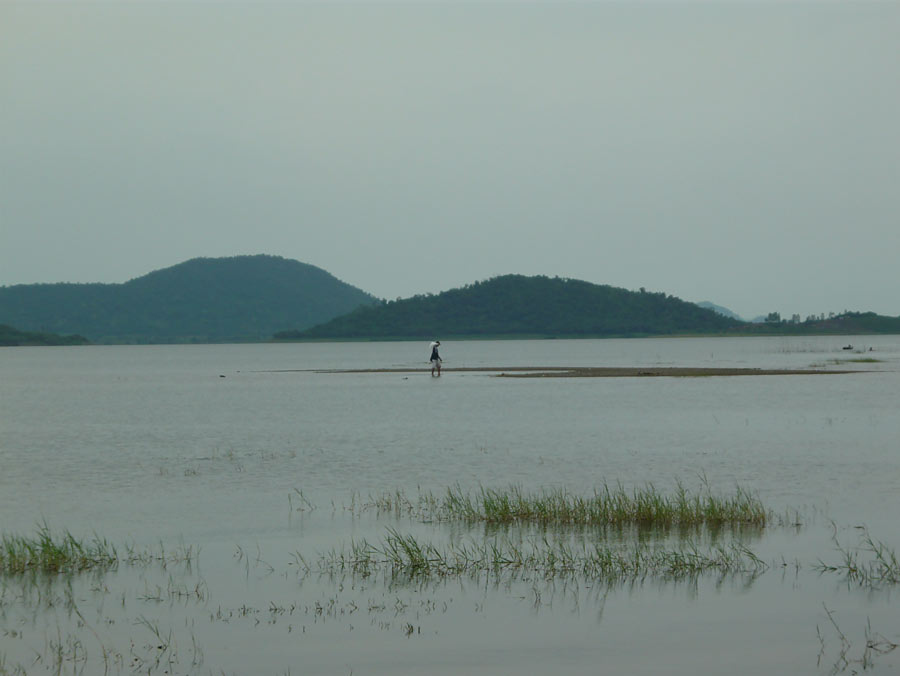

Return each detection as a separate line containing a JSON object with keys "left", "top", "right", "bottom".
{"left": 0, "top": 524, "right": 118, "bottom": 575}
{"left": 361, "top": 481, "right": 770, "bottom": 529}
{"left": 0, "top": 525, "right": 198, "bottom": 577}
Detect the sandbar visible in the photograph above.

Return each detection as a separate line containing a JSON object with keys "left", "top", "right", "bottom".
{"left": 306, "top": 366, "right": 859, "bottom": 378}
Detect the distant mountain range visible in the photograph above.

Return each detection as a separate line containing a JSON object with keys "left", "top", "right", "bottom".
{"left": 3, "top": 256, "right": 898, "bottom": 345}
{"left": 0, "top": 255, "right": 377, "bottom": 343}
{"left": 275, "top": 275, "right": 741, "bottom": 340}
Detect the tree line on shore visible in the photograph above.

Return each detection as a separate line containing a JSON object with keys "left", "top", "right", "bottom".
{"left": 0, "top": 324, "right": 88, "bottom": 346}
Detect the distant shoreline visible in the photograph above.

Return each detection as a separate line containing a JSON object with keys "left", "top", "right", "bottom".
{"left": 273, "top": 330, "right": 900, "bottom": 343}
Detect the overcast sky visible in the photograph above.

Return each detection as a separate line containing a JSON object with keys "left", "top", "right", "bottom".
{"left": 2, "top": 1, "right": 898, "bottom": 321}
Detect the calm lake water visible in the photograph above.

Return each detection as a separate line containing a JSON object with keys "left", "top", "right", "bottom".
{"left": 2, "top": 336, "right": 899, "bottom": 675}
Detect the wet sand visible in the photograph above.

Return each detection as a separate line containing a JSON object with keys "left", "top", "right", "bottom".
{"left": 309, "top": 366, "right": 860, "bottom": 377}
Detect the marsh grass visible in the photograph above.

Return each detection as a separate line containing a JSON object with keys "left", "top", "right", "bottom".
{"left": 361, "top": 481, "right": 770, "bottom": 529}
{"left": 823, "top": 357, "right": 883, "bottom": 365}
{"left": 0, "top": 526, "right": 197, "bottom": 577}
{"left": 313, "top": 528, "right": 768, "bottom": 582}
{"left": 0, "top": 525, "right": 118, "bottom": 575}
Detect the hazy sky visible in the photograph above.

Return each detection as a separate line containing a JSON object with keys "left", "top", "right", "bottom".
{"left": 2, "top": 1, "right": 898, "bottom": 320}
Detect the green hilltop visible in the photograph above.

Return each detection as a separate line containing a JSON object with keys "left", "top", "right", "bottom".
{"left": 275, "top": 275, "right": 742, "bottom": 340}
{"left": 0, "top": 255, "right": 377, "bottom": 344}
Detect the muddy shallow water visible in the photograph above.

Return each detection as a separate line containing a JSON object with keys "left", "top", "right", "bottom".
{"left": 2, "top": 336, "right": 899, "bottom": 674}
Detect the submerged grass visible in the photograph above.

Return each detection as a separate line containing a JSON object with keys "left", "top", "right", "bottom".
{"left": 313, "top": 528, "right": 768, "bottom": 582}
{"left": 363, "top": 481, "right": 770, "bottom": 529}
{"left": 818, "top": 604, "right": 899, "bottom": 674}
{"left": 814, "top": 526, "right": 900, "bottom": 586}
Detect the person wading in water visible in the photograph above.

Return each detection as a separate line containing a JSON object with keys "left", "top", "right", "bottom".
{"left": 429, "top": 340, "right": 442, "bottom": 377}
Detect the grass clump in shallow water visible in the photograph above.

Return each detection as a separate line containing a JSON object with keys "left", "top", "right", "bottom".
{"left": 0, "top": 525, "right": 198, "bottom": 577}
{"left": 0, "top": 525, "right": 118, "bottom": 575}
{"left": 365, "top": 481, "right": 770, "bottom": 529}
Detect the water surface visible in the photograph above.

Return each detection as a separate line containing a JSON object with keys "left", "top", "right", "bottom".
{"left": 2, "top": 336, "right": 899, "bottom": 674}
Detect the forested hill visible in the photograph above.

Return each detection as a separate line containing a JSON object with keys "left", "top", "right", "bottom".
{"left": 0, "top": 255, "right": 377, "bottom": 343}
{"left": 276, "top": 275, "right": 741, "bottom": 340}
